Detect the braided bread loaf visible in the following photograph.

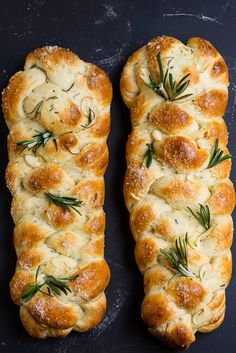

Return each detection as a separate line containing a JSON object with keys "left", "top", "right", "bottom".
{"left": 120, "top": 36, "right": 235, "bottom": 349}
{"left": 2, "top": 46, "right": 112, "bottom": 338}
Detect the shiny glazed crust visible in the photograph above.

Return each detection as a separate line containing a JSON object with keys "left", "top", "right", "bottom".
{"left": 2, "top": 46, "right": 112, "bottom": 338}
{"left": 120, "top": 36, "right": 235, "bottom": 349}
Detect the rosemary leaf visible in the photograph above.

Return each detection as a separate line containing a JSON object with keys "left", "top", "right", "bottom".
{"left": 207, "top": 138, "right": 233, "bottom": 169}
{"left": 27, "top": 96, "right": 57, "bottom": 119}
{"left": 145, "top": 52, "right": 193, "bottom": 101}
{"left": 142, "top": 143, "right": 155, "bottom": 168}
{"left": 169, "top": 72, "right": 175, "bottom": 91}
{"left": 145, "top": 76, "right": 161, "bottom": 94}
{"left": 175, "top": 73, "right": 191, "bottom": 91}
{"left": 46, "top": 282, "right": 62, "bottom": 296}
{"left": 172, "top": 93, "right": 193, "bottom": 101}
{"left": 35, "top": 265, "right": 41, "bottom": 281}
{"left": 16, "top": 130, "right": 53, "bottom": 153}
{"left": 62, "top": 82, "right": 75, "bottom": 92}
{"left": 160, "top": 234, "right": 194, "bottom": 281}
{"left": 46, "top": 193, "right": 82, "bottom": 215}
{"left": 17, "top": 130, "right": 52, "bottom": 152}
{"left": 52, "top": 138, "right": 58, "bottom": 151}
{"left": 28, "top": 100, "right": 44, "bottom": 119}
{"left": 22, "top": 266, "right": 79, "bottom": 302}
{"left": 172, "top": 80, "right": 190, "bottom": 100}
{"left": 81, "top": 108, "right": 96, "bottom": 129}
{"left": 45, "top": 96, "right": 58, "bottom": 101}
{"left": 163, "top": 68, "right": 169, "bottom": 88}
{"left": 157, "top": 52, "right": 164, "bottom": 82}
{"left": 66, "top": 147, "right": 79, "bottom": 155}
{"left": 22, "top": 283, "right": 43, "bottom": 302}
{"left": 45, "top": 276, "right": 71, "bottom": 296}
{"left": 187, "top": 204, "right": 211, "bottom": 230}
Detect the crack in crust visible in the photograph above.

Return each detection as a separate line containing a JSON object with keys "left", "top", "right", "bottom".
{"left": 120, "top": 35, "right": 234, "bottom": 349}
{"left": 2, "top": 46, "right": 112, "bottom": 338}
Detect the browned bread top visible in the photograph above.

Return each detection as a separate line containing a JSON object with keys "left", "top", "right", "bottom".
{"left": 121, "top": 36, "right": 234, "bottom": 349}
{"left": 2, "top": 46, "right": 112, "bottom": 338}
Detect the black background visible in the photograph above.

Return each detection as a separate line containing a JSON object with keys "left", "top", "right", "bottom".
{"left": 0, "top": 0, "right": 236, "bottom": 352}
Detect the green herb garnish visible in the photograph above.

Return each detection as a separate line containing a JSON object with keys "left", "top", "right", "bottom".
{"left": 46, "top": 193, "right": 82, "bottom": 215}
{"left": 187, "top": 204, "right": 211, "bottom": 230}
{"left": 81, "top": 108, "right": 95, "bottom": 129}
{"left": 145, "top": 52, "right": 193, "bottom": 101}
{"left": 160, "top": 234, "right": 194, "bottom": 283}
{"left": 142, "top": 143, "right": 155, "bottom": 168}
{"left": 28, "top": 96, "right": 57, "bottom": 119}
{"left": 45, "top": 95, "right": 58, "bottom": 101}
{"left": 66, "top": 147, "right": 79, "bottom": 155}
{"left": 207, "top": 138, "right": 233, "bottom": 169}
{"left": 17, "top": 130, "right": 53, "bottom": 153}
{"left": 62, "top": 82, "right": 75, "bottom": 92}
{"left": 22, "top": 266, "right": 79, "bottom": 302}
{"left": 28, "top": 100, "right": 44, "bottom": 119}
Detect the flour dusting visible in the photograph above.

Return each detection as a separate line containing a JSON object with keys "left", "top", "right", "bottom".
{"left": 107, "top": 258, "right": 127, "bottom": 270}
{"left": 95, "top": 3, "right": 119, "bottom": 24}
{"left": 221, "top": 1, "right": 232, "bottom": 12}
{"left": 104, "top": 4, "right": 118, "bottom": 19}
{"left": 90, "top": 287, "right": 128, "bottom": 336}
{"left": 34, "top": 0, "right": 46, "bottom": 4}
{"left": 127, "top": 20, "right": 132, "bottom": 32}
{"left": 98, "top": 43, "right": 127, "bottom": 71}
{"left": 230, "top": 85, "right": 236, "bottom": 125}
{"left": 163, "top": 13, "right": 223, "bottom": 25}
{"left": 224, "top": 56, "right": 236, "bottom": 125}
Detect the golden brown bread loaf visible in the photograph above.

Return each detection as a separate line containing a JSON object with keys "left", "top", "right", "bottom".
{"left": 2, "top": 46, "right": 112, "bottom": 338}
{"left": 120, "top": 36, "right": 235, "bottom": 349}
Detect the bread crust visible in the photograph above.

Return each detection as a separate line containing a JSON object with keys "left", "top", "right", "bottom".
{"left": 2, "top": 46, "right": 112, "bottom": 338}
{"left": 120, "top": 36, "right": 234, "bottom": 349}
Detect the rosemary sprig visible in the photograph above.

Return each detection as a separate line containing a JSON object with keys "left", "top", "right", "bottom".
{"left": 142, "top": 143, "right": 155, "bottom": 168}
{"left": 22, "top": 283, "right": 43, "bottom": 302}
{"left": 46, "top": 193, "right": 82, "bottom": 215}
{"left": 145, "top": 75, "right": 168, "bottom": 100}
{"left": 16, "top": 130, "right": 53, "bottom": 153}
{"left": 207, "top": 138, "right": 234, "bottom": 169}
{"left": 22, "top": 266, "right": 79, "bottom": 302}
{"left": 44, "top": 275, "right": 74, "bottom": 296}
{"left": 187, "top": 204, "right": 211, "bottom": 230}
{"left": 161, "top": 234, "right": 194, "bottom": 283}
{"left": 81, "top": 108, "right": 96, "bottom": 129}
{"left": 145, "top": 52, "right": 193, "bottom": 101}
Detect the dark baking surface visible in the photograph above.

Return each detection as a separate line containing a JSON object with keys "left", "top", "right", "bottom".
{"left": 0, "top": 0, "right": 236, "bottom": 352}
